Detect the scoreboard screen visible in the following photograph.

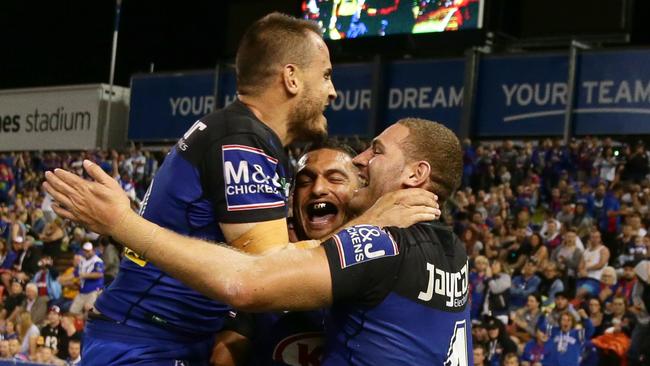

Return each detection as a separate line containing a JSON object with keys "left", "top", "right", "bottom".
{"left": 301, "top": 0, "right": 484, "bottom": 40}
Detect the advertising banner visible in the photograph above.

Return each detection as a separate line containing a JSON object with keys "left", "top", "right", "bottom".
{"left": 0, "top": 85, "right": 127, "bottom": 151}
{"left": 474, "top": 49, "right": 650, "bottom": 137}
{"left": 128, "top": 71, "right": 215, "bottom": 141}
{"left": 384, "top": 59, "right": 465, "bottom": 133}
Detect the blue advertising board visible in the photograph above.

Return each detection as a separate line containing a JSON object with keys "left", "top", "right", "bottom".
{"left": 128, "top": 48, "right": 650, "bottom": 141}
{"left": 128, "top": 71, "right": 215, "bottom": 141}
{"left": 383, "top": 59, "right": 465, "bottom": 133}
{"left": 325, "top": 63, "right": 374, "bottom": 136}
{"left": 574, "top": 50, "right": 650, "bottom": 135}
{"left": 474, "top": 49, "right": 650, "bottom": 137}
{"left": 128, "top": 65, "right": 374, "bottom": 141}
{"left": 474, "top": 53, "right": 568, "bottom": 137}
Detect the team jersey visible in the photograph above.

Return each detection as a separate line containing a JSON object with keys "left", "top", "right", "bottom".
{"left": 41, "top": 324, "right": 70, "bottom": 359}
{"left": 322, "top": 222, "right": 473, "bottom": 365}
{"left": 225, "top": 310, "right": 326, "bottom": 366}
{"left": 95, "top": 100, "right": 291, "bottom": 340}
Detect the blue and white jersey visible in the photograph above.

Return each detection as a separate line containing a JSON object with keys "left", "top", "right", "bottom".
{"left": 95, "top": 100, "right": 291, "bottom": 341}
{"left": 322, "top": 222, "right": 473, "bottom": 365}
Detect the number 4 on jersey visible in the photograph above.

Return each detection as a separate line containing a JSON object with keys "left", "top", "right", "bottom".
{"left": 444, "top": 320, "right": 469, "bottom": 366}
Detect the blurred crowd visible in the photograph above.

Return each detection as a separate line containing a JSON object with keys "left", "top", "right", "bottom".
{"left": 0, "top": 147, "right": 162, "bottom": 365}
{"left": 454, "top": 137, "right": 650, "bottom": 366}
{"left": 3, "top": 136, "right": 650, "bottom": 365}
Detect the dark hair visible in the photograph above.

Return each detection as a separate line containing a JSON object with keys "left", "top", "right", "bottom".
{"left": 236, "top": 13, "right": 322, "bottom": 96}
{"left": 529, "top": 292, "right": 542, "bottom": 305}
{"left": 397, "top": 118, "right": 462, "bottom": 205}
{"left": 301, "top": 139, "right": 357, "bottom": 161}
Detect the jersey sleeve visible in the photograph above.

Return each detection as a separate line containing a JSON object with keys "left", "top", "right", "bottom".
{"left": 323, "top": 225, "right": 402, "bottom": 307}
{"left": 202, "top": 133, "right": 290, "bottom": 223}
{"left": 93, "top": 261, "right": 104, "bottom": 274}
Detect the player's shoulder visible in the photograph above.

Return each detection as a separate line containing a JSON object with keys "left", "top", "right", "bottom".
{"left": 176, "top": 101, "right": 284, "bottom": 162}
{"left": 329, "top": 224, "right": 400, "bottom": 269}
{"left": 388, "top": 222, "right": 465, "bottom": 255}
{"left": 201, "top": 101, "right": 275, "bottom": 141}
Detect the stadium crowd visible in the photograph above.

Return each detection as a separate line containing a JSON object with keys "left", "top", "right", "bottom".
{"left": 0, "top": 147, "right": 160, "bottom": 365}
{"left": 2, "top": 136, "right": 650, "bottom": 365}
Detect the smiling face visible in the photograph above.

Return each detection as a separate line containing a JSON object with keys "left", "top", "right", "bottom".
{"left": 294, "top": 148, "right": 359, "bottom": 240}
{"left": 349, "top": 124, "right": 411, "bottom": 214}
{"left": 287, "top": 33, "right": 337, "bottom": 143}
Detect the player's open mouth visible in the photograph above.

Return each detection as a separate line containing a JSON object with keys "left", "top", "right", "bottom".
{"left": 358, "top": 174, "right": 369, "bottom": 188}
{"left": 306, "top": 201, "right": 339, "bottom": 224}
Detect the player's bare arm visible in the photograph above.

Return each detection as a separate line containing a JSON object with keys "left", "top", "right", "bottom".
{"left": 43, "top": 160, "right": 438, "bottom": 311}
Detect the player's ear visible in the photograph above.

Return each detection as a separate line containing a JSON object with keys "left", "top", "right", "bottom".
{"left": 283, "top": 64, "right": 301, "bottom": 96}
{"left": 404, "top": 160, "right": 431, "bottom": 188}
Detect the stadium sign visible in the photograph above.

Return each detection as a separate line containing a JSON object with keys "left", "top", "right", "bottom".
{"left": 0, "top": 84, "right": 128, "bottom": 151}
{"left": 474, "top": 49, "right": 650, "bottom": 136}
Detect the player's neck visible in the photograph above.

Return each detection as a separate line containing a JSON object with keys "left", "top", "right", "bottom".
{"left": 238, "top": 94, "right": 291, "bottom": 146}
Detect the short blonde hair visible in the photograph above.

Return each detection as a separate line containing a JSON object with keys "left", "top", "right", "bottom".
{"left": 601, "top": 266, "right": 617, "bottom": 285}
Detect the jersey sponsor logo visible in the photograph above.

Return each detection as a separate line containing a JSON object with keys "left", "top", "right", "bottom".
{"left": 418, "top": 260, "right": 469, "bottom": 309}
{"left": 178, "top": 120, "right": 207, "bottom": 151}
{"left": 272, "top": 332, "right": 324, "bottom": 366}
{"left": 444, "top": 320, "right": 469, "bottom": 366}
{"left": 333, "top": 225, "right": 399, "bottom": 268}
{"left": 222, "top": 144, "right": 287, "bottom": 211}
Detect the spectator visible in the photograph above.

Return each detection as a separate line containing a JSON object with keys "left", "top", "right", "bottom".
{"left": 510, "top": 293, "right": 543, "bottom": 343}
{"left": 618, "top": 261, "right": 638, "bottom": 305}
{"left": 34, "top": 341, "right": 65, "bottom": 366}
{"left": 615, "top": 225, "right": 638, "bottom": 265}
{"left": 502, "top": 352, "right": 520, "bottom": 366}
{"left": 21, "top": 282, "right": 48, "bottom": 326}
{"left": 556, "top": 203, "right": 574, "bottom": 228}
{"left": 521, "top": 327, "right": 548, "bottom": 366}
{"left": 602, "top": 295, "right": 636, "bottom": 336}
{"left": 483, "top": 260, "right": 511, "bottom": 323}
{"left": 629, "top": 213, "right": 647, "bottom": 239}
{"left": 69, "top": 242, "right": 104, "bottom": 317}
{"left": 571, "top": 202, "right": 593, "bottom": 239}
{"left": 485, "top": 316, "right": 517, "bottom": 366}
{"left": 543, "top": 310, "right": 594, "bottom": 366}
{"left": 510, "top": 260, "right": 542, "bottom": 310}
{"left": 0, "top": 340, "right": 9, "bottom": 359}
{"left": 4, "top": 320, "right": 17, "bottom": 340}
{"left": 40, "top": 218, "right": 65, "bottom": 258}
{"left": 598, "top": 266, "right": 619, "bottom": 306}
{"left": 469, "top": 255, "right": 489, "bottom": 319}
{"left": 32, "top": 256, "right": 61, "bottom": 301}
{"left": 41, "top": 306, "right": 70, "bottom": 360}
{"left": 587, "top": 297, "right": 607, "bottom": 336}
{"left": 538, "top": 291, "right": 581, "bottom": 329}
{"left": 538, "top": 262, "right": 565, "bottom": 307}
{"left": 13, "top": 235, "right": 42, "bottom": 280}
{"left": 473, "top": 343, "right": 488, "bottom": 366}
{"left": 52, "top": 257, "right": 80, "bottom": 313}
{"left": 8, "top": 338, "right": 27, "bottom": 361}
{"left": 528, "top": 233, "right": 549, "bottom": 267}
{"left": 96, "top": 236, "right": 119, "bottom": 286}
{"left": 472, "top": 322, "right": 490, "bottom": 352}
{"left": 541, "top": 218, "right": 562, "bottom": 250}
{"left": 580, "top": 230, "right": 611, "bottom": 281}
{"left": 17, "top": 312, "right": 39, "bottom": 357}
{"left": 66, "top": 338, "right": 81, "bottom": 366}
{"left": 551, "top": 231, "right": 583, "bottom": 281}
{"left": 28, "top": 209, "right": 46, "bottom": 238}
{"left": 3, "top": 279, "right": 26, "bottom": 321}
